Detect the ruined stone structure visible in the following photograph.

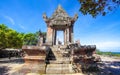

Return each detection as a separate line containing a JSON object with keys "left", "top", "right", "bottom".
{"left": 37, "top": 30, "right": 44, "bottom": 46}
{"left": 43, "top": 5, "right": 78, "bottom": 45}
{"left": 19, "top": 5, "right": 100, "bottom": 75}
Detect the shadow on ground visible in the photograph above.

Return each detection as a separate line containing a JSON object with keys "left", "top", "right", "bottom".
{"left": 0, "top": 57, "right": 120, "bottom": 75}
{"left": 0, "top": 57, "right": 24, "bottom": 75}
{"left": 0, "top": 57, "right": 24, "bottom": 64}
{"left": 0, "top": 66, "right": 10, "bottom": 75}
{"left": 98, "top": 61, "right": 120, "bottom": 75}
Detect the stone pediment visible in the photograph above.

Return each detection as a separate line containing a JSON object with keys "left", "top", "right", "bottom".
{"left": 49, "top": 5, "right": 73, "bottom": 26}
{"left": 43, "top": 5, "right": 78, "bottom": 27}
{"left": 51, "top": 5, "right": 69, "bottom": 20}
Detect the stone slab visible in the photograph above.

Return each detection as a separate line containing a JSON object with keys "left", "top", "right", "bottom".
{"left": 46, "top": 64, "right": 73, "bottom": 74}
{"left": 10, "top": 64, "right": 46, "bottom": 75}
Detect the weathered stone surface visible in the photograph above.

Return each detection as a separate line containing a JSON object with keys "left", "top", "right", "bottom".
{"left": 47, "top": 46, "right": 71, "bottom": 64}
{"left": 68, "top": 43, "right": 98, "bottom": 71}
{"left": 22, "top": 46, "right": 47, "bottom": 64}
{"left": 43, "top": 5, "right": 78, "bottom": 45}
{"left": 46, "top": 27, "right": 53, "bottom": 45}
{"left": 20, "top": 5, "right": 99, "bottom": 75}
{"left": 46, "top": 64, "right": 73, "bottom": 74}
{"left": 11, "top": 64, "right": 46, "bottom": 75}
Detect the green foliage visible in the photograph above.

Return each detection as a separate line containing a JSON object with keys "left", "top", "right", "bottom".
{"left": 0, "top": 24, "right": 8, "bottom": 31}
{"left": 0, "top": 24, "right": 23, "bottom": 49}
{"left": 22, "top": 31, "right": 46, "bottom": 45}
{"left": 96, "top": 49, "right": 120, "bottom": 57}
{"left": 96, "top": 49, "right": 103, "bottom": 55}
{"left": 23, "top": 33, "right": 38, "bottom": 45}
{"left": 113, "top": 54, "right": 120, "bottom": 57}
{"left": 0, "top": 30, "right": 6, "bottom": 48}
{"left": 0, "top": 24, "right": 46, "bottom": 49}
{"left": 78, "top": 0, "right": 120, "bottom": 17}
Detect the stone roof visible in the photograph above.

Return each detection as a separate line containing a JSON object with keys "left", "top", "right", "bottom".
{"left": 51, "top": 5, "right": 69, "bottom": 20}
{"left": 43, "top": 5, "right": 78, "bottom": 27}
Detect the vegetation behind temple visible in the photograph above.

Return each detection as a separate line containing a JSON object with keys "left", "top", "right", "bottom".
{"left": 1, "top": 24, "right": 120, "bottom": 57}
{"left": 96, "top": 49, "right": 120, "bottom": 57}
{"left": 0, "top": 24, "right": 46, "bottom": 49}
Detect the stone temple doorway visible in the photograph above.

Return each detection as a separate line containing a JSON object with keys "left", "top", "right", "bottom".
{"left": 43, "top": 5, "right": 78, "bottom": 45}
{"left": 56, "top": 31, "right": 64, "bottom": 45}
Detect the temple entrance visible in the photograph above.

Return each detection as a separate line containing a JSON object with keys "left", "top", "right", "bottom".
{"left": 43, "top": 5, "right": 78, "bottom": 45}
{"left": 21, "top": 5, "right": 98, "bottom": 75}
{"left": 56, "top": 31, "right": 64, "bottom": 45}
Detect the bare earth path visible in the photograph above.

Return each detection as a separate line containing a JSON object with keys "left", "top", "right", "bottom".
{"left": 98, "top": 55, "right": 120, "bottom": 75}
{"left": 0, "top": 57, "right": 24, "bottom": 75}
{"left": 0, "top": 56, "right": 120, "bottom": 75}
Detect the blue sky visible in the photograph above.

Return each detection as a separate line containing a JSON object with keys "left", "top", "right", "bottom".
{"left": 0, "top": 0, "right": 120, "bottom": 52}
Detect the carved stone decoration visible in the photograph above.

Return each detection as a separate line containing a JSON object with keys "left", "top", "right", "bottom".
{"left": 43, "top": 5, "right": 78, "bottom": 45}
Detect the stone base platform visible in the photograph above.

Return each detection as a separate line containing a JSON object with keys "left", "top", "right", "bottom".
{"left": 22, "top": 46, "right": 47, "bottom": 64}
{"left": 46, "top": 64, "right": 73, "bottom": 74}
{"left": 24, "top": 56, "right": 46, "bottom": 64}
{"left": 10, "top": 63, "right": 46, "bottom": 75}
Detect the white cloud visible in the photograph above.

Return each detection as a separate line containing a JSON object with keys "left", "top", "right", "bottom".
{"left": 4, "top": 16, "right": 15, "bottom": 25}
{"left": 78, "top": 39, "right": 120, "bottom": 51}
{"left": 94, "top": 41, "right": 120, "bottom": 49}
{"left": 19, "top": 24, "right": 25, "bottom": 30}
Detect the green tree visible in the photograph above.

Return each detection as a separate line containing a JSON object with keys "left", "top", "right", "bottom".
{"left": 23, "top": 33, "right": 38, "bottom": 45}
{"left": 0, "top": 24, "right": 47, "bottom": 48}
{"left": 0, "top": 24, "right": 8, "bottom": 49}
{"left": 23, "top": 31, "right": 46, "bottom": 45}
{"left": 0, "top": 30, "right": 6, "bottom": 49}
{"left": 6, "top": 29, "right": 23, "bottom": 48}
{"left": 0, "top": 24, "right": 8, "bottom": 31}
{"left": 0, "top": 24, "right": 24, "bottom": 49}
{"left": 78, "top": 0, "right": 120, "bottom": 17}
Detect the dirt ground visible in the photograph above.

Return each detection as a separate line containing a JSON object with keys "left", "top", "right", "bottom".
{"left": 0, "top": 57, "right": 24, "bottom": 75}
{"left": 0, "top": 56, "right": 120, "bottom": 75}
{"left": 97, "top": 55, "right": 120, "bottom": 75}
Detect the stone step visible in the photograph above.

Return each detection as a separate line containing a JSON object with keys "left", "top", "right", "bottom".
{"left": 47, "top": 55, "right": 62, "bottom": 59}
{"left": 48, "top": 54, "right": 62, "bottom": 57}
{"left": 49, "top": 60, "right": 70, "bottom": 64}
{"left": 12, "top": 64, "right": 46, "bottom": 74}
{"left": 46, "top": 64, "right": 73, "bottom": 74}
{"left": 47, "top": 57, "right": 70, "bottom": 60}
{"left": 50, "top": 54, "right": 63, "bottom": 58}
{"left": 47, "top": 58, "right": 56, "bottom": 60}
{"left": 42, "top": 74, "right": 66, "bottom": 75}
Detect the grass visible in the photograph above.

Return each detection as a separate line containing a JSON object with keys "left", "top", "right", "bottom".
{"left": 96, "top": 49, "right": 120, "bottom": 57}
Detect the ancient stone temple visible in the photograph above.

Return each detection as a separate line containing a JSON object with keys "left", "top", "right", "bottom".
{"left": 18, "top": 5, "right": 100, "bottom": 75}
{"left": 43, "top": 5, "right": 78, "bottom": 45}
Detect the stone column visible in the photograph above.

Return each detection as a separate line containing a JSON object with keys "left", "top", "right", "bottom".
{"left": 46, "top": 27, "right": 53, "bottom": 45}
{"left": 64, "top": 29, "right": 67, "bottom": 45}
{"left": 40, "top": 36, "right": 43, "bottom": 46}
{"left": 66, "top": 28, "right": 69, "bottom": 44}
{"left": 54, "top": 30, "right": 57, "bottom": 45}
{"left": 64, "top": 30, "right": 65, "bottom": 45}
{"left": 71, "top": 26, "right": 74, "bottom": 43}
{"left": 52, "top": 29, "right": 55, "bottom": 45}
